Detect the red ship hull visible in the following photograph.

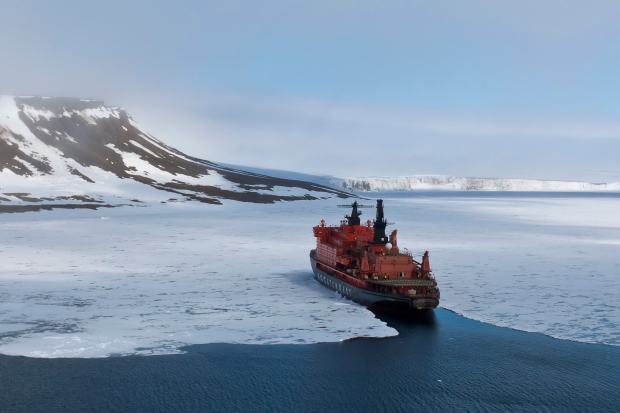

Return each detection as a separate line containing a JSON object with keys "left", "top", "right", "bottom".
{"left": 311, "top": 200, "right": 440, "bottom": 311}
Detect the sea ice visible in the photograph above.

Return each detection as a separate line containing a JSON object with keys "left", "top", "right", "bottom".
{"left": 1, "top": 193, "right": 619, "bottom": 358}
{"left": 0, "top": 201, "right": 396, "bottom": 358}
{"left": 381, "top": 194, "right": 620, "bottom": 346}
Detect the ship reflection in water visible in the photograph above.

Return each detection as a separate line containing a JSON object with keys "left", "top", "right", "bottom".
{"left": 370, "top": 306, "right": 438, "bottom": 330}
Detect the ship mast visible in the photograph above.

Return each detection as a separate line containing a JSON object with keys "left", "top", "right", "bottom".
{"left": 347, "top": 201, "right": 362, "bottom": 225}
{"left": 338, "top": 201, "right": 373, "bottom": 226}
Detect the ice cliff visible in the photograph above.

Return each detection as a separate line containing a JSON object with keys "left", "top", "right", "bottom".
{"left": 331, "top": 176, "right": 620, "bottom": 192}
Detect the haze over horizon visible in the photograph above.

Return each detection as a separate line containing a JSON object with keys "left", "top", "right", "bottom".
{"left": 2, "top": 1, "right": 620, "bottom": 182}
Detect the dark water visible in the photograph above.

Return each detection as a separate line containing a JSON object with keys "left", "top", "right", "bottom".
{"left": 2, "top": 310, "right": 619, "bottom": 413}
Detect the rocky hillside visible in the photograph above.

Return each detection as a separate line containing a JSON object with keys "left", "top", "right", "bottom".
{"left": 0, "top": 96, "right": 350, "bottom": 212}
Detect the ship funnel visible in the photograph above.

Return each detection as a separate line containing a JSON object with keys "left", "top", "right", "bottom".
{"left": 372, "top": 199, "right": 388, "bottom": 244}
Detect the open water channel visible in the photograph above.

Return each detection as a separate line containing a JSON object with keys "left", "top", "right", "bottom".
{"left": 2, "top": 308, "right": 619, "bottom": 413}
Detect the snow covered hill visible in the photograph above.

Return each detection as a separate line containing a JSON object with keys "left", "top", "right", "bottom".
{"left": 331, "top": 176, "right": 620, "bottom": 192}
{"left": 0, "top": 96, "right": 350, "bottom": 212}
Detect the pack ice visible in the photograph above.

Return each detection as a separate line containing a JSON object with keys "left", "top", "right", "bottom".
{"left": 0, "top": 201, "right": 397, "bottom": 358}
{"left": 385, "top": 193, "right": 620, "bottom": 346}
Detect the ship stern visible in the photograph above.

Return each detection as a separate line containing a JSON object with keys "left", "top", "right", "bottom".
{"left": 409, "top": 297, "right": 440, "bottom": 310}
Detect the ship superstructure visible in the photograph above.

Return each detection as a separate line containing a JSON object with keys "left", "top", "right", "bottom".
{"left": 310, "top": 200, "right": 439, "bottom": 310}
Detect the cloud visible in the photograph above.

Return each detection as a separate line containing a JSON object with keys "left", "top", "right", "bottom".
{"left": 1, "top": 1, "right": 620, "bottom": 182}
{"left": 2, "top": 1, "right": 620, "bottom": 111}
{"left": 121, "top": 92, "right": 620, "bottom": 182}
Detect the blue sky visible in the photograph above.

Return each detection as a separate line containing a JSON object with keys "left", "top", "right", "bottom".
{"left": 2, "top": 1, "right": 620, "bottom": 180}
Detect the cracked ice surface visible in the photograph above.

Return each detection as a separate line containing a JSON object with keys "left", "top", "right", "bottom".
{"left": 0, "top": 201, "right": 396, "bottom": 358}
{"left": 381, "top": 193, "right": 620, "bottom": 346}
{"left": 1, "top": 194, "right": 619, "bottom": 358}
